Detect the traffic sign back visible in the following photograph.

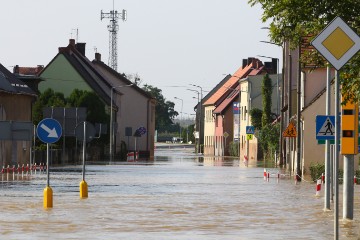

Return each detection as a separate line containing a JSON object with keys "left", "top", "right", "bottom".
{"left": 37, "top": 118, "right": 62, "bottom": 144}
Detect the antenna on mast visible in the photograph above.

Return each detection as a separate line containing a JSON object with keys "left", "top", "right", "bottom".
{"left": 71, "top": 28, "right": 79, "bottom": 42}
{"left": 100, "top": 0, "right": 127, "bottom": 72}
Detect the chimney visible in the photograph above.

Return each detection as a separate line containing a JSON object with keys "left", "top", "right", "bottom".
{"left": 95, "top": 52, "right": 101, "bottom": 62}
{"left": 69, "top": 39, "right": 76, "bottom": 47}
{"left": 272, "top": 58, "right": 278, "bottom": 74}
{"left": 75, "top": 42, "right": 86, "bottom": 56}
{"left": 242, "top": 59, "right": 248, "bottom": 68}
{"left": 36, "top": 65, "right": 44, "bottom": 75}
{"left": 13, "top": 65, "right": 19, "bottom": 74}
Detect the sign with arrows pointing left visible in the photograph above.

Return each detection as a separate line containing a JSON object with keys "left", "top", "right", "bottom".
{"left": 37, "top": 118, "right": 62, "bottom": 144}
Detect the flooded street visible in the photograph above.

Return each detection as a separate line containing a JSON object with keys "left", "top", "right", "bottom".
{"left": 1, "top": 146, "right": 360, "bottom": 239}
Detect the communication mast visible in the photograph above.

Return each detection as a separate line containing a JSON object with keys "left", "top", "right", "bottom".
{"left": 100, "top": 2, "right": 127, "bottom": 72}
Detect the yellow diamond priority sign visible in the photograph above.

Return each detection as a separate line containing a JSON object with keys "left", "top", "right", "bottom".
{"left": 311, "top": 17, "right": 360, "bottom": 70}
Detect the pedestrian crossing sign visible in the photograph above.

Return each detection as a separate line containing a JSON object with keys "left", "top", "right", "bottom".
{"left": 283, "top": 122, "right": 297, "bottom": 137}
{"left": 246, "top": 126, "right": 255, "bottom": 134}
{"left": 316, "top": 115, "right": 335, "bottom": 140}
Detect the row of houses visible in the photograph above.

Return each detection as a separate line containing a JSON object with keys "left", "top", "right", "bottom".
{"left": 194, "top": 41, "right": 356, "bottom": 174}
{"left": 0, "top": 39, "right": 156, "bottom": 166}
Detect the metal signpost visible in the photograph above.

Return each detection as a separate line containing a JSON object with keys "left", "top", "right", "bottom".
{"left": 311, "top": 16, "right": 360, "bottom": 240}
{"left": 75, "top": 121, "right": 96, "bottom": 199}
{"left": 37, "top": 118, "right": 62, "bottom": 209}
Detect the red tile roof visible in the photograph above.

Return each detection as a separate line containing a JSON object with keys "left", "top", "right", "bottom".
{"left": 203, "top": 58, "right": 264, "bottom": 106}
{"left": 213, "top": 85, "right": 240, "bottom": 114}
{"left": 13, "top": 65, "right": 44, "bottom": 76}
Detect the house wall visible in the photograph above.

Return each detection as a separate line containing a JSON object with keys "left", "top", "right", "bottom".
{"left": 223, "top": 106, "right": 235, "bottom": 156}
{"left": 94, "top": 64, "right": 155, "bottom": 157}
{"left": 39, "top": 55, "right": 92, "bottom": 95}
{"left": 203, "top": 106, "right": 215, "bottom": 155}
{"left": 0, "top": 93, "right": 34, "bottom": 167}
{"left": 214, "top": 115, "right": 224, "bottom": 156}
{"left": 302, "top": 68, "right": 334, "bottom": 108}
{"left": 238, "top": 74, "right": 282, "bottom": 162}
{"left": 301, "top": 84, "right": 358, "bottom": 173}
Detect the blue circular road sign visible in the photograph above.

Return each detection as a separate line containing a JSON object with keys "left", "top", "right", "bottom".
{"left": 37, "top": 118, "right": 62, "bottom": 144}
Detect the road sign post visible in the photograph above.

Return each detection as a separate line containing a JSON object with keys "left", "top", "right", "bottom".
{"left": 37, "top": 118, "right": 62, "bottom": 209}
{"left": 311, "top": 16, "right": 360, "bottom": 239}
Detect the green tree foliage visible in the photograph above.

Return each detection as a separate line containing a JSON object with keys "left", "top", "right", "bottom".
{"left": 181, "top": 124, "right": 195, "bottom": 143}
{"left": 142, "top": 84, "right": 178, "bottom": 132}
{"left": 33, "top": 88, "right": 109, "bottom": 125}
{"left": 248, "top": 0, "right": 360, "bottom": 103}
{"left": 32, "top": 88, "right": 66, "bottom": 124}
{"left": 250, "top": 108, "right": 263, "bottom": 130}
{"left": 261, "top": 74, "right": 273, "bottom": 126}
{"left": 73, "top": 91, "right": 108, "bottom": 124}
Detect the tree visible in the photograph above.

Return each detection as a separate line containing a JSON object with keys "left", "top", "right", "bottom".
{"left": 32, "top": 88, "right": 66, "bottom": 124}
{"left": 248, "top": 0, "right": 360, "bottom": 103}
{"left": 142, "top": 84, "right": 178, "bottom": 132}
{"left": 261, "top": 74, "right": 273, "bottom": 127}
{"left": 250, "top": 108, "right": 263, "bottom": 130}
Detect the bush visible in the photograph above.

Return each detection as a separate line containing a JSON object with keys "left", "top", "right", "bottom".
{"left": 228, "top": 141, "right": 239, "bottom": 157}
{"left": 309, "top": 163, "right": 325, "bottom": 182}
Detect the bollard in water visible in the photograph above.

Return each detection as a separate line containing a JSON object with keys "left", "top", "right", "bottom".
{"left": 80, "top": 180, "right": 88, "bottom": 199}
{"left": 316, "top": 179, "right": 322, "bottom": 196}
{"left": 263, "top": 168, "right": 267, "bottom": 180}
{"left": 43, "top": 186, "right": 53, "bottom": 209}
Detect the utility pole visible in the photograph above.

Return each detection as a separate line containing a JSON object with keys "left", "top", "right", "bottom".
{"left": 101, "top": 0, "right": 127, "bottom": 71}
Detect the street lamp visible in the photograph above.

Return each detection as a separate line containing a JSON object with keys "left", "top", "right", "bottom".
{"left": 188, "top": 89, "right": 200, "bottom": 153}
{"left": 189, "top": 84, "right": 203, "bottom": 154}
{"left": 110, "top": 83, "right": 133, "bottom": 163}
{"left": 174, "top": 97, "right": 183, "bottom": 140}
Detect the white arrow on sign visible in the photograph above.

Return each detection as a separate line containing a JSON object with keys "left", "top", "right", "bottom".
{"left": 40, "top": 123, "right": 59, "bottom": 138}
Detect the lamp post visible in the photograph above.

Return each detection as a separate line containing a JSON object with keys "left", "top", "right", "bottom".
{"left": 174, "top": 97, "right": 183, "bottom": 140}
{"left": 190, "top": 84, "right": 203, "bottom": 154}
{"left": 110, "top": 83, "right": 133, "bottom": 163}
{"left": 188, "top": 89, "right": 200, "bottom": 153}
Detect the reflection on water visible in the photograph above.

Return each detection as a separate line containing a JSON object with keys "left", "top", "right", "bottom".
{"left": 0, "top": 147, "right": 359, "bottom": 239}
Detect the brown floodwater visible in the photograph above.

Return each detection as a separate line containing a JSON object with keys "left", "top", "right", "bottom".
{"left": 1, "top": 146, "right": 360, "bottom": 239}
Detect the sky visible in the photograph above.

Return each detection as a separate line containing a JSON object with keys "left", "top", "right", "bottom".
{"left": 0, "top": 0, "right": 282, "bottom": 119}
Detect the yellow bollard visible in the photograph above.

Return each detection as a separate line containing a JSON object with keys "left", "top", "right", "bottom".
{"left": 80, "top": 180, "right": 88, "bottom": 199}
{"left": 43, "top": 186, "right": 53, "bottom": 208}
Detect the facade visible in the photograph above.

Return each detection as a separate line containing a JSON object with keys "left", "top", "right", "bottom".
{"left": 0, "top": 63, "right": 37, "bottom": 167}
{"left": 238, "top": 74, "right": 282, "bottom": 162}
{"left": 38, "top": 39, "right": 155, "bottom": 160}
{"left": 92, "top": 54, "right": 156, "bottom": 157}
{"left": 204, "top": 57, "right": 278, "bottom": 157}
{"left": 191, "top": 74, "right": 231, "bottom": 154}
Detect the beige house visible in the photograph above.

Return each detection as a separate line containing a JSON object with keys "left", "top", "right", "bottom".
{"left": 92, "top": 54, "right": 156, "bottom": 157}
{"left": 300, "top": 76, "right": 358, "bottom": 174}
{"left": 238, "top": 74, "right": 282, "bottom": 163}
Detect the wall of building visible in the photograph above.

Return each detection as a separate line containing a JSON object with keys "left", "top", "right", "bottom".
{"left": 0, "top": 94, "right": 34, "bottom": 166}
{"left": 39, "top": 55, "right": 92, "bottom": 95}
{"left": 302, "top": 83, "right": 358, "bottom": 173}
{"left": 94, "top": 64, "right": 155, "bottom": 157}
{"left": 203, "top": 106, "right": 215, "bottom": 155}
